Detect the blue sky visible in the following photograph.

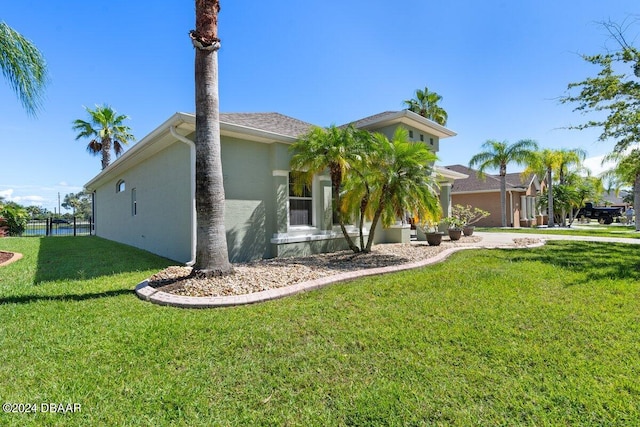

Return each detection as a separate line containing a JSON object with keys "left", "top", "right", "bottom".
{"left": 1, "top": 1, "right": 638, "bottom": 212}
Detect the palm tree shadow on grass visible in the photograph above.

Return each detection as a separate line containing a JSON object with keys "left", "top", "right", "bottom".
{"left": 507, "top": 241, "right": 640, "bottom": 285}
{"left": 34, "top": 236, "right": 174, "bottom": 284}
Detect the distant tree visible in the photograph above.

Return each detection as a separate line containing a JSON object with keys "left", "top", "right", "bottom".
{"left": 62, "top": 192, "right": 92, "bottom": 219}
{"left": 403, "top": 86, "right": 448, "bottom": 126}
{"left": 561, "top": 19, "right": 640, "bottom": 155}
{"left": 602, "top": 149, "right": 640, "bottom": 231}
{"left": 25, "top": 205, "right": 50, "bottom": 219}
{"left": 0, "top": 21, "right": 48, "bottom": 115}
{"left": 73, "top": 105, "right": 136, "bottom": 170}
{"left": 525, "top": 148, "right": 587, "bottom": 227}
{"left": 469, "top": 139, "right": 538, "bottom": 227}
{"left": 525, "top": 149, "right": 563, "bottom": 227}
{"left": 556, "top": 148, "right": 587, "bottom": 225}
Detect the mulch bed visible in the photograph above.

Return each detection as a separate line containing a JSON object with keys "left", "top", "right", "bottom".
{"left": 0, "top": 251, "right": 15, "bottom": 265}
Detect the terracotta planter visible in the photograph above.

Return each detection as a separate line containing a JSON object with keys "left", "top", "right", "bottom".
{"left": 426, "top": 232, "right": 444, "bottom": 246}
{"left": 448, "top": 229, "right": 462, "bottom": 241}
{"left": 462, "top": 225, "right": 475, "bottom": 236}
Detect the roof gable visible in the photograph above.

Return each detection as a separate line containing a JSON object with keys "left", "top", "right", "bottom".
{"left": 342, "top": 110, "right": 457, "bottom": 139}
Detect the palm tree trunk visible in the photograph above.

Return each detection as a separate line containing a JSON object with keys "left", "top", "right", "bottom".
{"left": 192, "top": 0, "right": 232, "bottom": 276}
{"left": 547, "top": 168, "right": 554, "bottom": 227}
{"left": 365, "top": 205, "right": 384, "bottom": 253}
{"left": 101, "top": 137, "right": 111, "bottom": 170}
{"left": 365, "top": 185, "right": 389, "bottom": 252}
{"left": 331, "top": 174, "right": 359, "bottom": 253}
{"left": 500, "top": 174, "right": 507, "bottom": 227}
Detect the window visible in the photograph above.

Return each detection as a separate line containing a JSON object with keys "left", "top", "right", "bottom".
{"left": 289, "top": 173, "right": 312, "bottom": 226}
{"left": 408, "top": 130, "right": 414, "bottom": 138}
{"left": 420, "top": 134, "right": 424, "bottom": 142}
{"left": 430, "top": 138, "right": 434, "bottom": 146}
{"left": 116, "top": 180, "right": 126, "bottom": 193}
{"left": 131, "top": 188, "right": 137, "bottom": 216}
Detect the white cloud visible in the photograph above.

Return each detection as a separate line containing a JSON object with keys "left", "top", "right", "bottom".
{"left": 13, "top": 195, "right": 46, "bottom": 205}
{"left": 0, "top": 189, "right": 13, "bottom": 199}
{"left": 583, "top": 155, "right": 616, "bottom": 177}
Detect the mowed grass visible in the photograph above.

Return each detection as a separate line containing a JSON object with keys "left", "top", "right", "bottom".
{"left": 479, "top": 223, "right": 640, "bottom": 239}
{"left": 0, "top": 236, "right": 639, "bottom": 426}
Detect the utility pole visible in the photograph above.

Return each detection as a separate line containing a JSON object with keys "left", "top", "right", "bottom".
{"left": 58, "top": 192, "right": 61, "bottom": 217}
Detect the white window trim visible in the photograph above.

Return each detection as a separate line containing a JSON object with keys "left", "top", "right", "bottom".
{"left": 288, "top": 172, "right": 317, "bottom": 229}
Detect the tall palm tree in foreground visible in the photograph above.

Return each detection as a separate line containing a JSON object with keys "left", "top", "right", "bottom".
{"left": 73, "top": 105, "right": 135, "bottom": 170}
{"left": 469, "top": 139, "right": 538, "bottom": 227}
{"left": 190, "top": 0, "right": 232, "bottom": 275}
{"left": 0, "top": 21, "right": 48, "bottom": 115}
{"left": 403, "top": 86, "right": 448, "bottom": 126}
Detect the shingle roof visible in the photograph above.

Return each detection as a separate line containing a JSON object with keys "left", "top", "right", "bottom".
{"left": 445, "top": 164, "right": 532, "bottom": 193}
{"left": 341, "top": 111, "right": 400, "bottom": 128}
{"left": 220, "top": 112, "right": 316, "bottom": 138}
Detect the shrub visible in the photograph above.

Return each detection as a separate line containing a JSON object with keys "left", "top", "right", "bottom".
{"left": 0, "top": 203, "right": 29, "bottom": 236}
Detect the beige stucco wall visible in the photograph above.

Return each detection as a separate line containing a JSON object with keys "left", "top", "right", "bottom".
{"left": 452, "top": 191, "right": 527, "bottom": 227}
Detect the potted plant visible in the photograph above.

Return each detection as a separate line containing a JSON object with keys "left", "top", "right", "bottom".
{"left": 451, "top": 204, "right": 490, "bottom": 236}
{"left": 442, "top": 216, "right": 464, "bottom": 241}
{"left": 416, "top": 211, "right": 444, "bottom": 246}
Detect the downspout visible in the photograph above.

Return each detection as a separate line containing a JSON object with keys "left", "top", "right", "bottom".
{"left": 170, "top": 125, "right": 197, "bottom": 266}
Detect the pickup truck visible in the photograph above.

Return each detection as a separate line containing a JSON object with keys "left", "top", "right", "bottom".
{"left": 575, "top": 202, "right": 623, "bottom": 224}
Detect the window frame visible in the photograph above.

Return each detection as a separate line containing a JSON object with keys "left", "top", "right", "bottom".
{"left": 288, "top": 172, "right": 315, "bottom": 228}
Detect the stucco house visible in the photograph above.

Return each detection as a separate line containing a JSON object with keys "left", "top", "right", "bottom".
{"left": 84, "top": 110, "right": 460, "bottom": 263}
{"left": 444, "top": 164, "right": 541, "bottom": 227}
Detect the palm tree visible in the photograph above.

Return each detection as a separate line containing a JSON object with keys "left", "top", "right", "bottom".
{"left": 523, "top": 149, "right": 560, "bottom": 227}
{"left": 290, "top": 124, "right": 370, "bottom": 253}
{"left": 364, "top": 127, "right": 440, "bottom": 252}
{"left": 0, "top": 21, "right": 48, "bottom": 115}
{"left": 469, "top": 139, "right": 538, "bottom": 227}
{"left": 73, "top": 105, "right": 136, "bottom": 170}
{"left": 190, "top": 0, "right": 232, "bottom": 275}
{"left": 556, "top": 148, "right": 587, "bottom": 225}
{"left": 602, "top": 149, "right": 640, "bottom": 231}
{"left": 523, "top": 148, "right": 586, "bottom": 227}
{"left": 403, "top": 86, "right": 448, "bottom": 126}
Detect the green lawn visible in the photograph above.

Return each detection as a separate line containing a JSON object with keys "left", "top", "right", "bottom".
{"left": 479, "top": 223, "right": 640, "bottom": 239}
{"left": 0, "top": 236, "right": 639, "bottom": 426}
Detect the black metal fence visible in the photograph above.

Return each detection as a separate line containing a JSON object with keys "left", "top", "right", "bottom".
{"left": 23, "top": 217, "right": 93, "bottom": 237}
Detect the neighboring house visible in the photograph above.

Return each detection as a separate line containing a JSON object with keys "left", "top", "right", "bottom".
{"left": 444, "top": 164, "right": 541, "bottom": 227}
{"left": 85, "top": 110, "right": 459, "bottom": 263}
{"left": 600, "top": 190, "right": 629, "bottom": 210}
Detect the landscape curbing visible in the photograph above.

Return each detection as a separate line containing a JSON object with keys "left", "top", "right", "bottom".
{"left": 0, "top": 251, "right": 23, "bottom": 267}
{"left": 135, "top": 237, "right": 547, "bottom": 309}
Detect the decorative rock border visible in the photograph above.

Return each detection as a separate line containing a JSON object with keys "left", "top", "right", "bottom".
{"left": 0, "top": 251, "right": 23, "bottom": 267}
{"left": 135, "top": 240, "right": 546, "bottom": 309}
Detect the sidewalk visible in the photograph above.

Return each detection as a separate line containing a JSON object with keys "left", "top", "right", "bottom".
{"left": 473, "top": 231, "right": 640, "bottom": 247}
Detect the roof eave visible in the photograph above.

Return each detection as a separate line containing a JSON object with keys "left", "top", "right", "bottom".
{"left": 357, "top": 110, "right": 457, "bottom": 139}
